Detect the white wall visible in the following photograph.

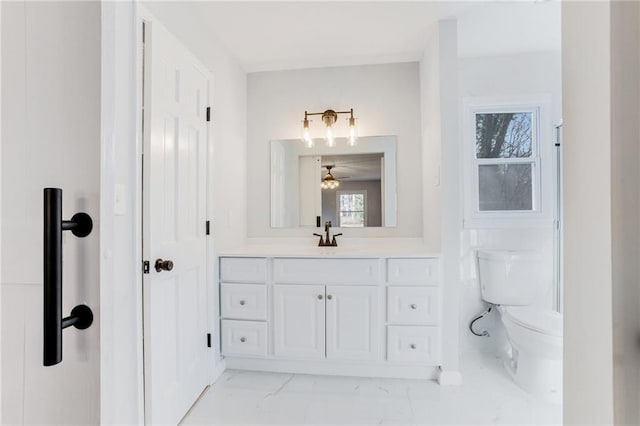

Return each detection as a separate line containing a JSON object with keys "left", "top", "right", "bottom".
{"left": 420, "top": 26, "right": 443, "bottom": 253}
{"left": 247, "top": 62, "right": 424, "bottom": 239}
{"left": 562, "top": 1, "right": 614, "bottom": 424}
{"left": 2, "top": 2, "right": 101, "bottom": 424}
{"left": 459, "top": 52, "right": 562, "bottom": 122}
{"left": 456, "top": 51, "right": 562, "bottom": 353}
{"left": 0, "top": 2, "right": 4, "bottom": 418}
{"left": 611, "top": 3, "right": 640, "bottom": 424}
{"left": 100, "top": 2, "right": 247, "bottom": 423}
{"left": 100, "top": 2, "right": 143, "bottom": 424}
{"left": 420, "top": 20, "right": 461, "bottom": 379}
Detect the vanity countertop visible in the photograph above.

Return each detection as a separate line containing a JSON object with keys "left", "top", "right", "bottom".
{"left": 219, "top": 240, "right": 440, "bottom": 258}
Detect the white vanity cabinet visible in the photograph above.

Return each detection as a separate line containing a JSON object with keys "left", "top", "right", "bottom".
{"left": 387, "top": 286, "right": 439, "bottom": 325}
{"left": 221, "top": 283, "right": 267, "bottom": 321}
{"left": 271, "top": 257, "right": 381, "bottom": 361}
{"left": 325, "top": 285, "right": 380, "bottom": 360}
{"left": 386, "top": 258, "right": 441, "bottom": 363}
{"left": 219, "top": 257, "right": 269, "bottom": 357}
{"left": 219, "top": 254, "right": 441, "bottom": 379}
{"left": 273, "top": 284, "right": 326, "bottom": 358}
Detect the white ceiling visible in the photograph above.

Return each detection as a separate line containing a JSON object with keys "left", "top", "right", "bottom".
{"left": 188, "top": 1, "right": 561, "bottom": 73}
{"left": 321, "top": 153, "right": 383, "bottom": 181}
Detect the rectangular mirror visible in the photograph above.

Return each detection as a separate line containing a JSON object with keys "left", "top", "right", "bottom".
{"left": 270, "top": 136, "right": 397, "bottom": 228}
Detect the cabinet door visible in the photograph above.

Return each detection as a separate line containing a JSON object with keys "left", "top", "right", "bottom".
{"left": 326, "top": 286, "right": 380, "bottom": 361}
{"left": 273, "top": 285, "right": 326, "bottom": 358}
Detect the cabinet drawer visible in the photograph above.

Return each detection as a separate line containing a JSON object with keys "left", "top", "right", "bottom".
{"left": 220, "top": 257, "right": 267, "bottom": 283}
{"left": 387, "top": 287, "right": 439, "bottom": 325}
{"left": 387, "top": 258, "right": 439, "bottom": 286}
{"left": 387, "top": 326, "right": 439, "bottom": 364}
{"left": 273, "top": 258, "right": 380, "bottom": 285}
{"left": 221, "top": 320, "right": 267, "bottom": 357}
{"left": 221, "top": 284, "right": 267, "bottom": 320}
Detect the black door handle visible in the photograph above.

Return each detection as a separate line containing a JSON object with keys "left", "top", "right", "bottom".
{"left": 155, "top": 258, "right": 174, "bottom": 272}
{"left": 43, "top": 188, "right": 94, "bottom": 367}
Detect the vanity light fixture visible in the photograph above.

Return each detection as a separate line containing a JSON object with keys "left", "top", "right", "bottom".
{"left": 320, "top": 165, "right": 340, "bottom": 190}
{"left": 302, "top": 108, "right": 358, "bottom": 148}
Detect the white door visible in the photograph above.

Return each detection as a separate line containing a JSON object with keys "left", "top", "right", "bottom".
{"left": 273, "top": 285, "right": 325, "bottom": 358}
{"left": 326, "top": 286, "right": 380, "bottom": 360}
{"left": 143, "top": 19, "right": 211, "bottom": 425}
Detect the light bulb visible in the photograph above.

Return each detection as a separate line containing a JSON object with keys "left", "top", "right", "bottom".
{"left": 326, "top": 125, "right": 335, "bottom": 147}
{"left": 304, "top": 128, "right": 313, "bottom": 148}
{"left": 302, "top": 118, "right": 314, "bottom": 148}
{"left": 348, "top": 116, "right": 358, "bottom": 146}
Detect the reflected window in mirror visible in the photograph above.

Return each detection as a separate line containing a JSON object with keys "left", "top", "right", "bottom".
{"left": 338, "top": 191, "right": 366, "bottom": 228}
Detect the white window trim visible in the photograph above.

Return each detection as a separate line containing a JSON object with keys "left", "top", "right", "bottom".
{"left": 463, "top": 95, "right": 554, "bottom": 229}
{"left": 337, "top": 189, "right": 367, "bottom": 228}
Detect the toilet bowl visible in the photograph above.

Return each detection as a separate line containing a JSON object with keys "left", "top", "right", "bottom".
{"left": 476, "top": 250, "right": 563, "bottom": 404}
{"left": 500, "top": 306, "right": 563, "bottom": 404}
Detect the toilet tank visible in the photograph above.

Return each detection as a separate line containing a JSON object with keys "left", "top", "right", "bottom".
{"left": 476, "top": 250, "right": 543, "bottom": 305}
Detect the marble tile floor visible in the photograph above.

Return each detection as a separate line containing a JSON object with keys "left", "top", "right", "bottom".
{"left": 181, "top": 352, "right": 562, "bottom": 425}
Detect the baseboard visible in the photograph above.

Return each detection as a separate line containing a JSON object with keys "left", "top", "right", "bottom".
{"left": 210, "top": 359, "right": 227, "bottom": 384}
{"left": 225, "top": 357, "right": 439, "bottom": 380}
{"left": 437, "top": 367, "right": 463, "bottom": 385}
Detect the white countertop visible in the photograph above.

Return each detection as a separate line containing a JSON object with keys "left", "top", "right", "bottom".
{"left": 218, "top": 239, "right": 439, "bottom": 258}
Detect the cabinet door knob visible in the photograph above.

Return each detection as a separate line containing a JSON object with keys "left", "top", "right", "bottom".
{"left": 239, "top": 300, "right": 246, "bottom": 306}
{"left": 410, "top": 343, "right": 416, "bottom": 350}
{"left": 327, "top": 294, "right": 333, "bottom": 300}
{"left": 240, "top": 337, "right": 246, "bottom": 343}
{"left": 410, "top": 304, "right": 417, "bottom": 310}
{"left": 317, "top": 294, "right": 323, "bottom": 300}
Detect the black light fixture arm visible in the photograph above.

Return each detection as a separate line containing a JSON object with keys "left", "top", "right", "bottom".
{"left": 43, "top": 188, "right": 94, "bottom": 367}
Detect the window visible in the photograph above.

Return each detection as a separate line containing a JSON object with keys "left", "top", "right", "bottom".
{"left": 475, "top": 112, "right": 536, "bottom": 211}
{"left": 337, "top": 191, "right": 366, "bottom": 227}
{"left": 464, "top": 97, "right": 552, "bottom": 227}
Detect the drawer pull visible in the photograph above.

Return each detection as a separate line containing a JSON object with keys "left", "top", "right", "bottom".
{"left": 240, "top": 337, "right": 246, "bottom": 343}
{"left": 327, "top": 294, "right": 333, "bottom": 300}
{"left": 410, "top": 304, "right": 417, "bottom": 310}
{"left": 410, "top": 343, "right": 416, "bottom": 350}
{"left": 239, "top": 300, "right": 246, "bottom": 306}
{"left": 317, "top": 294, "right": 323, "bottom": 300}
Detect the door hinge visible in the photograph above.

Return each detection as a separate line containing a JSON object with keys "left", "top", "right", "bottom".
{"left": 207, "top": 333, "right": 212, "bottom": 348}
{"left": 206, "top": 107, "right": 211, "bottom": 122}
{"left": 206, "top": 220, "right": 211, "bottom": 235}
{"left": 143, "top": 260, "right": 150, "bottom": 274}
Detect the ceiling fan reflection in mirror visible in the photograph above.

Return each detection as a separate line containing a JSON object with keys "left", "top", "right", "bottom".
{"left": 320, "top": 165, "right": 340, "bottom": 190}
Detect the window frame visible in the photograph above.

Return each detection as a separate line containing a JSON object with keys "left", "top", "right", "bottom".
{"left": 336, "top": 190, "right": 367, "bottom": 228}
{"left": 463, "top": 96, "right": 554, "bottom": 228}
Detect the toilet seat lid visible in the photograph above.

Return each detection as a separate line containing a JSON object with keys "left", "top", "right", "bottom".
{"left": 504, "top": 306, "right": 563, "bottom": 337}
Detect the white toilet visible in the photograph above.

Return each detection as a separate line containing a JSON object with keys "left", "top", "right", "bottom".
{"left": 476, "top": 250, "right": 563, "bottom": 404}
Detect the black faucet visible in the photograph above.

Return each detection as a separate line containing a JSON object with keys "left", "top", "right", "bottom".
{"left": 313, "top": 221, "right": 342, "bottom": 247}
{"left": 324, "top": 221, "right": 332, "bottom": 244}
